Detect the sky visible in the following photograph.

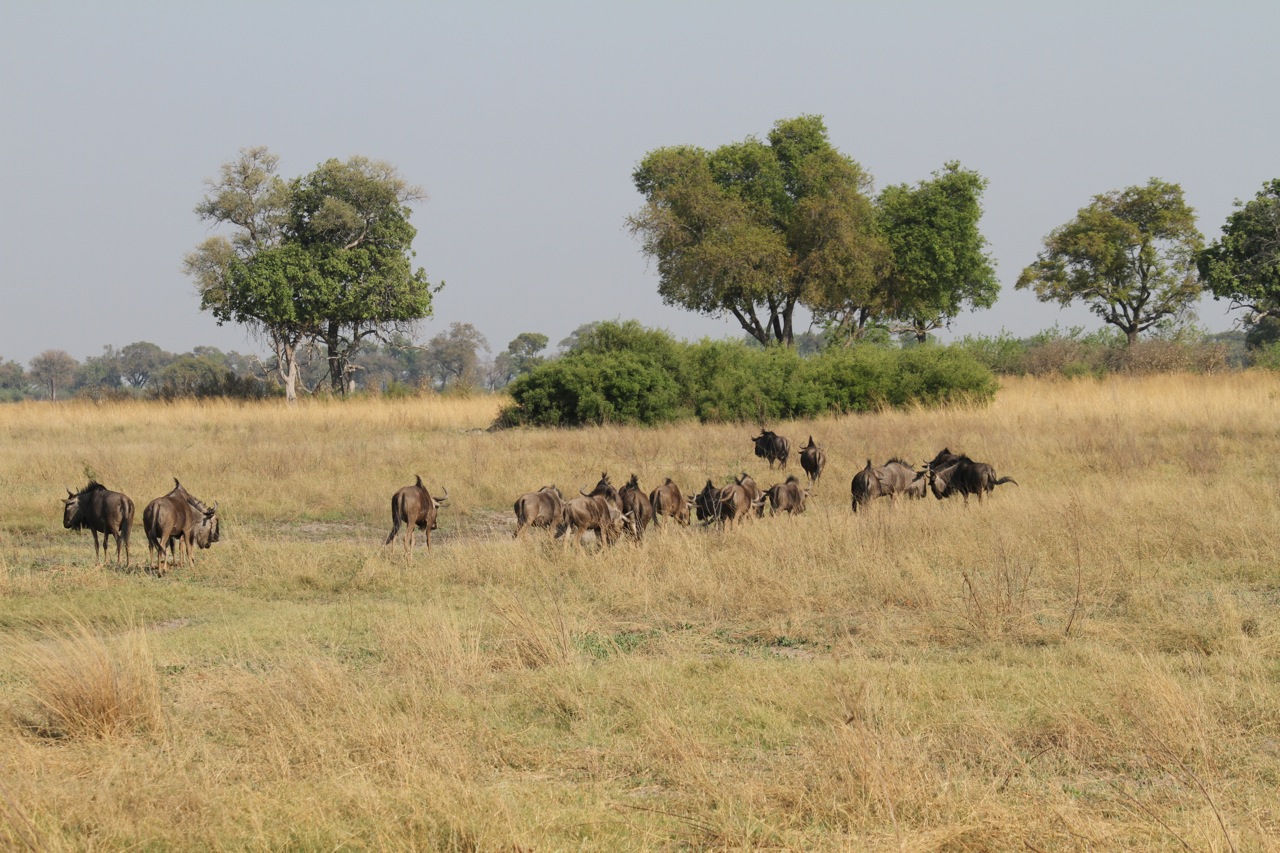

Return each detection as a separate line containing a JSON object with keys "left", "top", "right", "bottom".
{"left": 2, "top": 1, "right": 1277, "bottom": 365}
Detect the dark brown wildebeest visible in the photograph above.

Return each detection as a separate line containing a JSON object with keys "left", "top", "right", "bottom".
{"left": 765, "top": 475, "right": 809, "bottom": 515}
{"left": 63, "top": 481, "right": 135, "bottom": 566}
{"left": 143, "top": 479, "right": 220, "bottom": 575}
{"left": 648, "top": 478, "right": 692, "bottom": 526}
{"left": 618, "top": 474, "right": 654, "bottom": 540}
{"left": 735, "top": 472, "right": 766, "bottom": 518}
{"left": 752, "top": 430, "right": 791, "bottom": 469}
{"left": 850, "top": 459, "right": 923, "bottom": 512}
{"left": 556, "top": 492, "right": 631, "bottom": 548}
{"left": 799, "top": 436, "right": 826, "bottom": 486}
{"left": 385, "top": 476, "right": 449, "bottom": 553}
{"left": 513, "top": 485, "right": 566, "bottom": 538}
{"left": 927, "top": 455, "right": 1017, "bottom": 503}
{"left": 694, "top": 479, "right": 722, "bottom": 525}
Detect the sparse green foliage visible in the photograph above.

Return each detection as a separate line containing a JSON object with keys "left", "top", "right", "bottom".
{"left": 1017, "top": 179, "right": 1204, "bottom": 346}
{"left": 28, "top": 350, "right": 78, "bottom": 401}
{"left": 1198, "top": 177, "right": 1280, "bottom": 331}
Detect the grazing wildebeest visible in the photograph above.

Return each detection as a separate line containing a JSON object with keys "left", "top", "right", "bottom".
{"left": 850, "top": 459, "right": 923, "bottom": 512}
{"left": 752, "top": 430, "right": 791, "bottom": 469}
{"left": 556, "top": 492, "right": 630, "bottom": 548}
{"left": 63, "top": 481, "right": 135, "bottom": 566}
{"left": 799, "top": 436, "right": 826, "bottom": 486}
{"left": 648, "top": 478, "right": 692, "bottom": 526}
{"left": 927, "top": 455, "right": 1018, "bottom": 503}
{"left": 618, "top": 474, "right": 654, "bottom": 540}
{"left": 385, "top": 476, "right": 449, "bottom": 553}
{"left": 513, "top": 485, "right": 566, "bottom": 538}
{"left": 735, "top": 472, "right": 766, "bottom": 518}
{"left": 143, "top": 479, "right": 220, "bottom": 575}
{"left": 765, "top": 475, "right": 809, "bottom": 515}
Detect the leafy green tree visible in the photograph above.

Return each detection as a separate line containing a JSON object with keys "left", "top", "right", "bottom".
{"left": 0, "top": 357, "right": 28, "bottom": 400}
{"left": 629, "top": 115, "right": 886, "bottom": 346}
{"left": 1017, "top": 179, "right": 1204, "bottom": 347}
{"left": 29, "top": 350, "right": 78, "bottom": 401}
{"left": 185, "top": 147, "right": 439, "bottom": 401}
{"left": 77, "top": 346, "right": 124, "bottom": 392}
{"left": 119, "top": 341, "right": 170, "bottom": 389}
{"left": 1198, "top": 178, "right": 1280, "bottom": 330}
{"left": 424, "top": 322, "right": 489, "bottom": 391}
{"left": 873, "top": 163, "right": 999, "bottom": 343}
{"left": 490, "top": 332, "right": 549, "bottom": 388}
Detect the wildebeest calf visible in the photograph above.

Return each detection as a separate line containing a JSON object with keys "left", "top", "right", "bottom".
{"left": 766, "top": 475, "right": 809, "bottom": 515}
{"left": 649, "top": 478, "right": 692, "bottom": 526}
{"left": 63, "top": 481, "right": 135, "bottom": 566}
{"left": 619, "top": 474, "right": 654, "bottom": 540}
{"left": 386, "top": 475, "right": 449, "bottom": 552}
{"left": 799, "top": 436, "right": 826, "bottom": 486}
{"left": 514, "top": 485, "right": 566, "bottom": 538}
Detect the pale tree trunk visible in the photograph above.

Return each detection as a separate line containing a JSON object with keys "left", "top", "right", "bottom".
{"left": 269, "top": 330, "right": 304, "bottom": 403}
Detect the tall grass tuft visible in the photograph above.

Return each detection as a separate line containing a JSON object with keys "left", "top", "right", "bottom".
{"left": 10, "top": 620, "right": 161, "bottom": 740}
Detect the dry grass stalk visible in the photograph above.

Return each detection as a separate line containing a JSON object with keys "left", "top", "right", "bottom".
{"left": 11, "top": 620, "right": 160, "bottom": 740}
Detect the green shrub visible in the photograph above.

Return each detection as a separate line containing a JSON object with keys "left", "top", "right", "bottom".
{"left": 497, "top": 322, "right": 998, "bottom": 428}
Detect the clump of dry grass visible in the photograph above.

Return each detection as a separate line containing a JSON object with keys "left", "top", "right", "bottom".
{"left": 9, "top": 620, "right": 161, "bottom": 740}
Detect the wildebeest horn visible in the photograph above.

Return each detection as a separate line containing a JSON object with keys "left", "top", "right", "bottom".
{"left": 211, "top": 501, "right": 219, "bottom": 513}
{"left": 66, "top": 487, "right": 74, "bottom": 498}
{"left": 173, "top": 477, "right": 181, "bottom": 489}
{"left": 437, "top": 486, "right": 449, "bottom": 503}
{"left": 580, "top": 487, "right": 593, "bottom": 496}
{"left": 414, "top": 474, "right": 424, "bottom": 487}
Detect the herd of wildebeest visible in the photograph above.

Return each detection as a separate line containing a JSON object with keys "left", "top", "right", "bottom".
{"left": 59, "top": 430, "right": 1016, "bottom": 573}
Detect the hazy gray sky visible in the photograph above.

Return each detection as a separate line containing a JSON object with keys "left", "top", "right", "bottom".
{"left": 2, "top": 2, "right": 1276, "bottom": 365}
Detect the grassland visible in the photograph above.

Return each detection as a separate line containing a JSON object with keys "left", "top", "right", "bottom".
{"left": 2, "top": 375, "right": 1279, "bottom": 851}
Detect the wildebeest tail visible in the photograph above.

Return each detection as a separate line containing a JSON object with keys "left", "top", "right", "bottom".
{"left": 385, "top": 495, "right": 403, "bottom": 545}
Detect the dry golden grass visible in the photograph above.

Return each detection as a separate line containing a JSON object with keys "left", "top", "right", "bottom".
{"left": 2, "top": 374, "right": 1280, "bottom": 850}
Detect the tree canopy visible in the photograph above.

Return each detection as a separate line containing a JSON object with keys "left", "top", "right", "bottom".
{"left": 629, "top": 116, "right": 885, "bottom": 347}
{"left": 1198, "top": 177, "right": 1280, "bottom": 327}
{"left": 1016, "top": 179, "right": 1203, "bottom": 346}
{"left": 184, "top": 147, "right": 439, "bottom": 400}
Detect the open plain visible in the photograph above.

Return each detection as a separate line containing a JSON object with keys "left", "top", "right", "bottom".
{"left": 2, "top": 374, "right": 1279, "bottom": 851}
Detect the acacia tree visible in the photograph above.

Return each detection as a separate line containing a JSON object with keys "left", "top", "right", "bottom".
{"left": 1198, "top": 178, "right": 1280, "bottom": 329}
{"left": 1017, "top": 179, "right": 1204, "bottom": 347}
{"left": 874, "top": 163, "right": 999, "bottom": 343}
{"left": 185, "top": 147, "right": 439, "bottom": 401}
{"left": 29, "top": 350, "right": 78, "bottom": 401}
{"left": 425, "top": 322, "right": 490, "bottom": 391}
{"left": 629, "top": 115, "right": 886, "bottom": 347}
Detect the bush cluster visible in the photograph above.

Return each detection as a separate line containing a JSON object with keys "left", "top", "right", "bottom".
{"left": 496, "top": 322, "right": 997, "bottom": 428}
{"left": 954, "top": 327, "right": 1240, "bottom": 378}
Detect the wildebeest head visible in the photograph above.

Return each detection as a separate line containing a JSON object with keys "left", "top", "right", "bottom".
{"left": 695, "top": 479, "right": 721, "bottom": 523}
{"left": 581, "top": 472, "right": 620, "bottom": 510}
{"left": 752, "top": 430, "right": 791, "bottom": 468}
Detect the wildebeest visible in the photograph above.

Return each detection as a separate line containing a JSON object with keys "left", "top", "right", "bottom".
{"left": 648, "top": 478, "right": 692, "bottom": 526}
{"left": 850, "top": 459, "right": 924, "bottom": 512}
{"left": 696, "top": 478, "right": 765, "bottom": 526}
{"left": 143, "top": 479, "right": 220, "bottom": 575}
{"left": 799, "top": 436, "right": 826, "bottom": 486}
{"left": 385, "top": 475, "right": 449, "bottom": 552}
{"left": 752, "top": 430, "right": 791, "bottom": 468}
{"left": 557, "top": 490, "right": 630, "bottom": 547}
{"left": 927, "top": 454, "right": 1017, "bottom": 503}
{"left": 618, "top": 474, "right": 654, "bottom": 540}
{"left": 62, "top": 481, "right": 135, "bottom": 566}
{"left": 580, "top": 472, "right": 622, "bottom": 512}
{"left": 765, "top": 475, "right": 809, "bottom": 515}
{"left": 735, "top": 472, "right": 766, "bottom": 518}
{"left": 513, "top": 485, "right": 566, "bottom": 538}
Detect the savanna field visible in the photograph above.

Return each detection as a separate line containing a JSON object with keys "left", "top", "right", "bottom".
{"left": 2, "top": 374, "right": 1279, "bottom": 851}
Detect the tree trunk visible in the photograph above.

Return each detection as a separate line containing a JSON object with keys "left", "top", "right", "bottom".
{"left": 325, "top": 321, "right": 346, "bottom": 396}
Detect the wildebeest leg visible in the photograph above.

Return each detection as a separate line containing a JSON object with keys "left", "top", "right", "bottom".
{"left": 91, "top": 530, "right": 102, "bottom": 563}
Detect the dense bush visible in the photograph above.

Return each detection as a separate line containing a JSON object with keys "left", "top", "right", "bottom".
{"left": 497, "top": 322, "right": 997, "bottom": 428}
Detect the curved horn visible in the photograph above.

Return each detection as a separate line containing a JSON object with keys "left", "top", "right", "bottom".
{"left": 581, "top": 487, "right": 593, "bottom": 497}
{"left": 437, "top": 486, "right": 449, "bottom": 503}
{"left": 211, "top": 501, "right": 219, "bottom": 513}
